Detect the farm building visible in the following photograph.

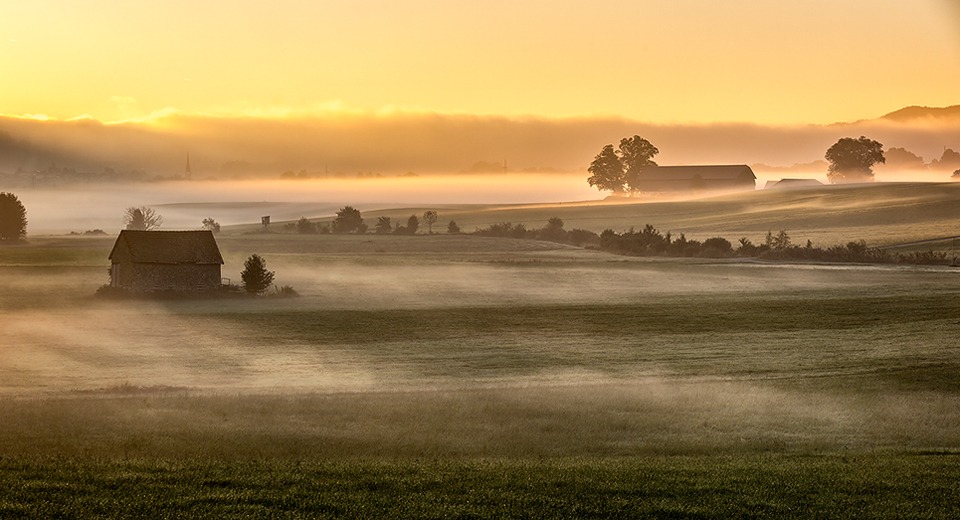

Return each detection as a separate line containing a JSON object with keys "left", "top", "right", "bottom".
{"left": 638, "top": 165, "right": 756, "bottom": 193}
{"left": 764, "top": 178, "right": 824, "bottom": 189}
{"left": 108, "top": 230, "right": 224, "bottom": 293}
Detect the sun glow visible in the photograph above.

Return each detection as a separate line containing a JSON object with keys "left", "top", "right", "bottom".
{"left": 2, "top": 1, "right": 957, "bottom": 126}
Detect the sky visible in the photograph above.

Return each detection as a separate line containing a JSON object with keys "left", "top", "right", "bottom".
{"left": 3, "top": 0, "right": 959, "bottom": 125}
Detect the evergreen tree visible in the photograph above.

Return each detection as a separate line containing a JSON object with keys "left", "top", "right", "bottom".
{"left": 241, "top": 254, "right": 275, "bottom": 294}
{"left": 0, "top": 192, "right": 27, "bottom": 242}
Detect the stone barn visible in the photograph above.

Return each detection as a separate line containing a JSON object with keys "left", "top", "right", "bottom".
{"left": 108, "top": 230, "right": 224, "bottom": 293}
{"left": 638, "top": 165, "right": 757, "bottom": 193}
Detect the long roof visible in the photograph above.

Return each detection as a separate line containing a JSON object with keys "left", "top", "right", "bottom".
{"left": 764, "top": 178, "right": 824, "bottom": 189}
{"left": 109, "top": 230, "right": 224, "bottom": 264}
{"left": 643, "top": 165, "right": 755, "bottom": 180}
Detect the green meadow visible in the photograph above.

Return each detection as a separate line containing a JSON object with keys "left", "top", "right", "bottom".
{"left": 1, "top": 182, "right": 959, "bottom": 518}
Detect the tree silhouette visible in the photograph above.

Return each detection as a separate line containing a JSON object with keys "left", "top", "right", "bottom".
{"left": 587, "top": 144, "right": 624, "bottom": 195}
{"left": 241, "top": 254, "right": 275, "bottom": 294}
{"left": 124, "top": 206, "right": 163, "bottom": 230}
{"left": 296, "top": 217, "right": 316, "bottom": 234}
{"left": 406, "top": 214, "right": 419, "bottom": 235}
{"left": 539, "top": 216, "right": 565, "bottom": 241}
{"left": 422, "top": 211, "right": 438, "bottom": 233}
{"left": 619, "top": 136, "right": 659, "bottom": 193}
{"left": 202, "top": 218, "right": 220, "bottom": 234}
{"left": 825, "top": 136, "right": 885, "bottom": 183}
{"left": 375, "top": 216, "right": 392, "bottom": 234}
{"left": 0, "top": 192, "right": 27, "bottom": 242}
{"left": 332, "top": 206, "right": 364, "bottom": 234}
{"left": 447, "top": 220, "right": 460, "bottom": 233}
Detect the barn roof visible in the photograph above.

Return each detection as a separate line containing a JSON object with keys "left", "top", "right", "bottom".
{"left": 764, "top": 178, "right": 824, "bottom": 189}
{"left": 109, "top": 230, "right": 224, "bottom": 265}
{"left": 643, "top": 165, "right": 756, "bottom": 181}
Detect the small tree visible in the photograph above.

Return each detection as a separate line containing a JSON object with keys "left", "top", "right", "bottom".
{"left": 375, "top": 216, "right": 392, "bottom": 234}
{"left": 241, "top": 254, "right": 275, "bottom": 294}
{"left": 0, "top": 192, "right": 27, "bottom": 243}
{"left": 406, "top": 214, "right": 419, "bottom": 235}
{"left": 422, "top": 210, "right": 438, "bottom": 233}
{"left": 332, "top": 206, "right": 363, "bottom": 234}
{"left": 447, "top": 220, "right": 460, "bottom": 233}
{"left": 766, "top": 229, "right": 791, "bottom": 250}
{"left": 952, "top": 169, "right": 960, "bottom": 180}
{"left": 124, "top": 206, "right": 163, "bottom": 230}
{"left": 825, "top": 136, "right": 885, "bottom": 183}
{"left": 202, "top": 218, "right": 221, "bottom": 234}
{"left": 540, "top": 216, "right": 565, "bottom": 241}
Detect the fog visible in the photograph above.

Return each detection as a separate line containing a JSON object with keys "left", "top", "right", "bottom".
{"left": 2, "top": 257, "right": 958, "bottom": 457}
{"left": 2, "top": 109, "right": 958, "bottom": 179}
{"left": 2, "top": 132, "right": 959, "bottom": 459}
{"left": 16, "top": 174, "right": 598, "bottom": 234}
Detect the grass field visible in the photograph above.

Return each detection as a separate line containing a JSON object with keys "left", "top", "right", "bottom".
{"left": 2, "top": 182, "right": 960, "bottom": 517}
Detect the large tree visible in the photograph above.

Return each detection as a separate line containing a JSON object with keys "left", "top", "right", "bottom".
{"left": 124, "top": 206, "right": 163, "bottom": 230}
{"left": 587, "top": 144, "right": 625, "bottom": 195}
{"left": 0, "top": 192, "right": 27, "bottom": 243}
{"left": 619, "top": 135, "right": 659, "bottom": 193}
{"left": 825, "top": 136, "right": 885, "bottom": 183}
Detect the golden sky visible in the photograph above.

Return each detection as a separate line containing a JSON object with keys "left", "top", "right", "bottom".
{"left": 3, "top": 0, "right": 958, "bottom": 125}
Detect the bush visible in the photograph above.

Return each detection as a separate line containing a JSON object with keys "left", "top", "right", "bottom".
{"left": 567, "top": 229, "right": 600, "bottom": 247}
{"left": 296, "top": 217, "right": 316, "bottom": 234}
{"left": 267, "top": 285, "right": 299, "bottom": 298}
{"left": 701, "top": 237, "right": 733, "bottom": 257}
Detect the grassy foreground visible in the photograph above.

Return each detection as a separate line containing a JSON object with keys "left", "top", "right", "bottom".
{"left": 2, "top": 454, "right": 958, "bottom": 519}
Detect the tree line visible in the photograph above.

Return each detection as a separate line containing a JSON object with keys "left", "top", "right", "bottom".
{"left": 598, "top": 225, "right": 949, "bottom": 265}
{"left": 587, "top": 134, "right": 894, "bottom": 195}
{"left": 288, "top": 207, "right": 450, "bottom": 235}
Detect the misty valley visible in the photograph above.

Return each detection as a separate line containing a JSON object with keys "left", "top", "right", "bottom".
{"left": 1, "top": 182, "right": 959, "bottom": 518}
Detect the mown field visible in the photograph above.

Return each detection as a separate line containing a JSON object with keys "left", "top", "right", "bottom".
{"left": 2, "top": 183, "right": 959, "bottom": 517}
{"left": 227, "top": 181, "right": 960, "bottom": 250}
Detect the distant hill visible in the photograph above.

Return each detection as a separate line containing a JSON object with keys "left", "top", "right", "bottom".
{"left": 879, "top": 105, "right": 960, "bottom": 123}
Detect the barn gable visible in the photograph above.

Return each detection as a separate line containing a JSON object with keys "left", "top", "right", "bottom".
{"left": 109, "top": 230, "right": 224, "bottom": 292}
{"left": 639, "top": 165, "right": 756, "bottom": 193}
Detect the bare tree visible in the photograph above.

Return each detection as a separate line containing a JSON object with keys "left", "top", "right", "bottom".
{"left": 124, "top": 206, "right": 163, "bottom": 230}
{"left": 422, "top": 211, "right": 438, "bottom": 234}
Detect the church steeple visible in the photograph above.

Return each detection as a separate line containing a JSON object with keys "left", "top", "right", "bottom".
{"left": 185, "top": 152, "right": 192, "bottom": 180}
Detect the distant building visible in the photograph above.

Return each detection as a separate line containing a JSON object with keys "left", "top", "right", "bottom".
{"left": 638, "top": 165, "right": 756, "bottom": 193}
{"left": 108, "top": 230, "right": 224, "bottom": 293}
{"left": 764, "top": 178, "right": 824, "bottom": 189}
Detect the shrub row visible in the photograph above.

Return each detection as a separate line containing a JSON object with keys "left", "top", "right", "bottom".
{"left": 471, "top": 217, "right": 600, "bottom": 247}
{"left": 598, "top": 225, "right": 950, "bottom": 265}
